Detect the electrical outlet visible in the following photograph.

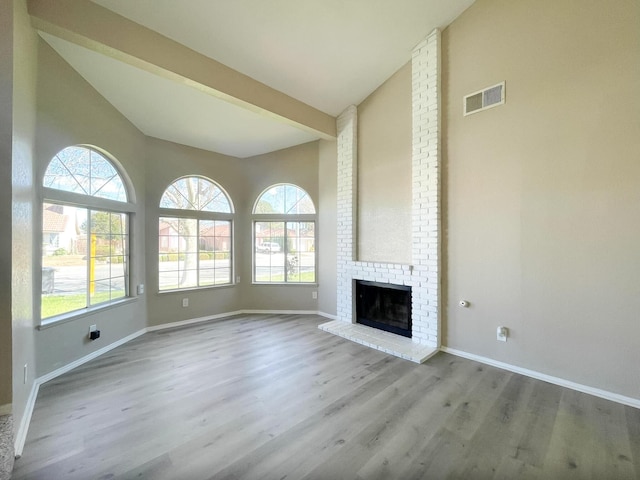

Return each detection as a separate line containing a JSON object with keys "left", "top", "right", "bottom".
{"left": 182, "top": 298, "right": 189, "bottom": 308}
{"left": 89, "top": 324, "right": 97, "bottom": 333}
{"left": 497, "top": 326, "right": 508, "bottom": 342}
{"left": 236, "top": 276, "right": 241, "bottom": 283}
{"left": 312, "top": 291, "right": 318, "bottom": 299}
{"left": 137, "top": 284, "right": 145, "bottom": 295}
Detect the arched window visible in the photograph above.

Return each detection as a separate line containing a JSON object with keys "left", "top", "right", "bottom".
{"left": 159, "top": 176, "right": 233, "bottom": 291}
{"left": 41, "top": 146, "right": 134, "bottom": 321}
{"left": 253, "top": 184, "right": 316, "bottom": 283}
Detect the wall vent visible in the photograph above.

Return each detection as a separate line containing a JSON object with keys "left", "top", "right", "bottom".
{"left": 464, "top": 81, "right": 505, "bottom": 116}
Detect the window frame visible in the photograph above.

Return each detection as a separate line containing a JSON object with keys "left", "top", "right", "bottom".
{"left": 158, "top": 176, "right": 234, "bottom": 293}
{"left": 252, "top": 184, "right": 317, "bottom": 285}
{"left": 40, "top": 146, "right": 136, "bottom": 327}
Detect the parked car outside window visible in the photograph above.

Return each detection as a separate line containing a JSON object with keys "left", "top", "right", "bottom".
{"left": 257, "top": 242, "right": 281, "bottom": 254}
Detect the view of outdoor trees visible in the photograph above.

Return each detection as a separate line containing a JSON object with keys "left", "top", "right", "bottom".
{"left": 42, "top": 204, "right": 128, "bottom": 318}
{"left": 158, "top": 176, "right": 232, "bottom": 291}
{"left": 41, "top": 149, "right": 317, "bottom": 319}
{"left": 253, "top": 184, "right": 316, "bottom": 283}
{"left": 41, "top": 146, "right": 130, "bottom": 319}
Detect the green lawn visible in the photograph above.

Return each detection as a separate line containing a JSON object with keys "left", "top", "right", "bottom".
{"left": 42, "top": 291, "right": 124, "bottom": 319}
{"left": 255, "top": 271, "right": 316, "bottom": 283}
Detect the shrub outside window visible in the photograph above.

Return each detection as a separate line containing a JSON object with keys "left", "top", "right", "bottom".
{"left": 253, "top": 184, "right": 316, "bottom": 284}
{"left": 41, "top": 146, "right": 132, "bottom": 320}
{"left": 159, "top": 176, "right": 233, "bottom": 291}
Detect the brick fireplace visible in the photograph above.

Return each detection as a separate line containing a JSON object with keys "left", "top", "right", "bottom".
{"left": 319, "top": 29, "right": 442, "bottom": 363}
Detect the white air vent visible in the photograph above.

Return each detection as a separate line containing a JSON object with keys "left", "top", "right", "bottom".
{"left": 464, "top": 82, "right": 505, "bottom": 116}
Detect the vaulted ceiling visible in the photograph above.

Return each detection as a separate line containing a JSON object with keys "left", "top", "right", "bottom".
{"left": 29, "top": 0, "right": 475, "bottom": 157}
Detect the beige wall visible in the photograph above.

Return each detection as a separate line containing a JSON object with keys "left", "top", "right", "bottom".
{"left": 145, "top": 139, "right": 320, "bottom": 325}
{"left": 238, "top": 142, "right": 319, "bottom": 311}
{"left": 443, "top": 0, "right": 640, "bottom": 398}
{"left": 11, "top": 0, "right": 38, "bottom": 428}
{"left": 357, "top": 62, "right": 412, "bottom": 264}
{"left": 317, "top": 138, "right": 337, "bottom": 316}
{"left": 34, "top": 40, "right": 148, "bottom": 376}
{"left": 144, "top": 138, "right": 244, "bottom": 325}
{"left": 1, "top": 0, "right": 14, "bottom": 411}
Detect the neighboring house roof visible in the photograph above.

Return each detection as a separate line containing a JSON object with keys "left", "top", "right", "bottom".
{"left": 255, "top": 226, "right": 297, "bottom": 239}
{"left": 200, "top": 223, "right": 231, "bottom": 237}
{"left": 43, "top": 209, "right": 68, "bottom": 233}
{"left": 159, "top": 221, "right": 231, "bottom": 237}
{"left": 158, "top": 221, "right": 177, "bottom": 235}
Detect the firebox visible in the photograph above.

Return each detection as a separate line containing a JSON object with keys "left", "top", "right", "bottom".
{"left": 355, "top": 280, "right": 412, "bottom": 338}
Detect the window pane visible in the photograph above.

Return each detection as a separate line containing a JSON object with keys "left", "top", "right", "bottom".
{"left": 198, "top": 180, "right": 231, "bottom": 213}
{"left": 160, "top": 176, "right": 231, "bottom": 213}
{"left": 254, "top": 221, "right": 286, "bottom": 282}
{"left": 199, "top": 219, "right": 231, "bottom": 286}
{"left": 287, "top": 221, "right": 315, "bottom": 283}
{"left": 199, "top": 268, "right": 216, "bottom": 287}
{"left": 90, "top": 150, "right": 127, "bottom": 202}
{"left": 159, "top": 270, "right": 180, "bottom": 291}
{"left": 253, "top": 220, "right": 315, "bottom": 284}
{"left": 255, "top": 186, "right": 283, "bottom": 213}
{"left": 254, "top": 184, "right": 315, "bottom": 215}
{"left": 43, "top": 157, "right": 87, "bottom": 195}
{"left": 296, "top": 195, "right": 316, "bottom": 214}
{"left": 42, "top": 145, "right": 131, "bottom": 320}
{"left": 298, "top": 222, "right": 316, "bottom": 283}
{"left": 160, "top": 184, "right": 193, "bottom": 210}
{"left": 89, "top": 209, "right": 129, "bottom": 306}
{"left": 160, "top": 216, "right": 232, "bottom": 291}
{"left": 41, "top": 204, "right": 88, "bottom": 318}
{"left": 43, "top": 146, "right": 127, "bottom": 202}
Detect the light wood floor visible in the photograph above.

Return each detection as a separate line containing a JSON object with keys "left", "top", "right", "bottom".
{"left": 13, "top": 314, "right": 640, "bottom": 479}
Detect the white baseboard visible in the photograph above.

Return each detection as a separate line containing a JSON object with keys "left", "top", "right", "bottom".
{"left": 146, "top": 310, "right": 325, "bottom": 333}
{"left": 317, "top": 311, "right": 337, "bottom": 320}
{"left": 441, "top": 346, "right": 640, "bottom": 410}
{"left": 241, "top": 309, "right": 320, "bottom": 315}
{"left": 146, "top": 310, "right": 245, "bottom": 332}
{"left": 36, "top": 329, "right": 147, "bottom": 385}
{"left": 14, "top": 308, "right": 325, "bottom": 454}
{"left": 14, "top": 382, "right": 38, "bottom": 457}
{"left": 14, "top": 328, "right": 146, "bottom": 456}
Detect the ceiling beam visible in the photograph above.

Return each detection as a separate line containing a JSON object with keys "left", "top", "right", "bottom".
{"left": 27, "top": 0, "right": 336, "bottom": 139}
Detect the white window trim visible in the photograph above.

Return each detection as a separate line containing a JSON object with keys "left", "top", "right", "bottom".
{"left": 40, "top": 149, "right": 135, "bottom": 327}
{"left": 252, "top": 215, "right": 317, "bottom": 285}
{"left": 158, "top": 176, "right": 235, "bottom": 292}
{"left": 157, "top": 214, "right": 235, "bottom": 293}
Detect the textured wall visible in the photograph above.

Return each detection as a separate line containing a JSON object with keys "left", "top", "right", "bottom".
{"left": 357, "top": 62, "right": 412, "bottom": 264}
{"left": 317, "top": 138, "right": 337, "bottom": 316}
{"left": 0, "top": 0, "right": 14, "bottom": 413}
{"left": 11, "top": 0, "right": 39, "bottom": 448}
{"left": 0, "top": 1, "right": 14, "bottom": 472}
{"left": 0, "top": 415, "right": 13, "bottom": 479}
{"left": 34, "top": 39, "right": 147, "bottom": 377}
{"left": 144, "top": 138, "right": 320, "bottom": 326}
{"left": 335, "top": 29, "right": 442, "bottom": 347}
{"left": 444, "top": 0, "right": 640, "bottom": 399}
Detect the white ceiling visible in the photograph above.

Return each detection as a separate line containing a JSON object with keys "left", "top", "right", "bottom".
{"left": 40, "top": 0, "right": 475, "bottom": 158}
{"left": 40, "top": 33, "right": 320, "bottom": 159}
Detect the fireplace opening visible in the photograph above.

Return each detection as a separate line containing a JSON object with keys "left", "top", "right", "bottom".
{"left": 355, "top": 280, "right": 412, "bottom": 338}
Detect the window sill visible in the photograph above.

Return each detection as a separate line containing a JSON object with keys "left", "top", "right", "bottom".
{"left": 251, "top": 282, "right": 319, "bottom": 287}
{"left": 38, "top": 297, "right": 139, "bottom": 330}
{"left": 157, "top": 283, "right": 236, "bottom": 295}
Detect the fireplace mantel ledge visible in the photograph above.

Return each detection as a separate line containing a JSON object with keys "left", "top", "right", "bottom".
{"left": 351, "top": 260, "right": 413, "bottom": 271}
{"left": 318, "top": 320, "right": 438, "bottom": 364}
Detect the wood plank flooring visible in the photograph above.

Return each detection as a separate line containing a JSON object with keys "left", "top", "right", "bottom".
{"left": 12, "top": 314, "right": 640, "bottom": 479}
